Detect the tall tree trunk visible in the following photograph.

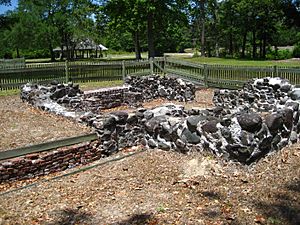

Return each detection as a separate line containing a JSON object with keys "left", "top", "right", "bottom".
{"left": 147, "top": 11, "right": 155, "bottom": 58}
{"left": 201, "top": 20, "right": 205, "bottom": 57}
{"left": 252, "top": 30, "right": 257, "bottom": 59}
{"left": 241, "top": 31, "right": 247, "bottom": 58}
{"left": 49, "top": 44, "right": 55, "bottom": 62}
{"left": 60, "top": 45, "right": 64, "bottom": 61}
{"left": 259, "top": 38, "right": 263, "bottom": 58}
{"left": 262, "top": 32, "right": 267, "bottom": 59}
{"left": 65, "top": 34, "right": 70, "bottom": 60}
{"left": 200, "top": 0, "right": 205, "bottom": 57}
{"left": 16, "top": 47, "right": 20, "bottom": 58}
{"left": 133, "top": 31, "right": 142, "bottom": 60}
{"left": 229, "top": 31, "right": 233, "bottom": 56}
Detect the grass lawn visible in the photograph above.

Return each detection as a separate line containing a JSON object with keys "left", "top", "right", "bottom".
{"left": 25, "top": 52, "right": 149, "bottom": 64}
{"left": 176, "top": 56, "right": 300, "bottom": 67}
{"left": 0, "top": 89, "right": 20, "bottom": 97}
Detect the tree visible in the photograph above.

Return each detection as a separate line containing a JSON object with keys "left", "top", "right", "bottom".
{"left": 103, "top": 0, "right": 146, "bottom": 60}
{"left": 8, "top": 0, "right": 95, "bottom": 60}
{"left": 0, "top": 0, "right": 11, "bottom": 5}
{"left": 102, "top": 0, "right": 190, "bottom": 59}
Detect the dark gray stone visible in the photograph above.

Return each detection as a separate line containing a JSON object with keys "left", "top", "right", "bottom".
{"left": 180, "top": 128, "right": 201, "bottom": 144}
{"left": 201, "top": 120, "right": 219, "bottom": 133}
{"left": 102, "top": 116, "right": 117, "bottom": 130}
{"left": 186, "top": 115, "right": 207, "bottom": 132}
{"left": 265, "top": 113, "right": 284, "bottom": 134}
{"left": 290, "top": 89, "right": 300, "bottom": 100}
{"left": 50, "top": 80, "right": 59, "bottom": 85}
{"left": 144, "top": 116, "right": 167, "bottom": 134}
{"left": 281, "top": 108, "right": 293, "bottom": 130}
{"left": 237, "top": 113, "right": 262, "bottom": 133}
{"left": 50, "top": 88, "right": 67, "bottom": 100}
{"left": 111, "top": 111, "right": 129, "bottom": 125}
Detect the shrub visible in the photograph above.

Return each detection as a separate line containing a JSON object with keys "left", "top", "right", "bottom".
{"left": 266, "top": 49, "right": 293, "bottom": 60}
{"left": 13, "top": 49, "right": 51, "bottom": 59}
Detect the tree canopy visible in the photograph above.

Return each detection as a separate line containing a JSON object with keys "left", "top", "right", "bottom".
{"left": 0, "top": 0, "right": 299, "bottom": 60}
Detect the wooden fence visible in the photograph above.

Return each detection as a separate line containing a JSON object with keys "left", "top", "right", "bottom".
{"left": 1, "top": 57, "right": 300, "bottom": 90}
{"left": 0, "top": 58, "right": 165, "bottom": 90}
{"left": 164, "top": 58, "right": 300, "bottom": 89}
{"left": 0, "top": 58, "right": 25, "bottom": 70}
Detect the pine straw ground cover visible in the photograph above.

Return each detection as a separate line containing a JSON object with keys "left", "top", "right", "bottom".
{"left": 0, "top": 145, "right": 299, "bottom": 224}
{"left": 0, "top": 88, "right": 299, "bottom": 224}
{"left": 0, "top": 95, "right": 92, "bottom": 151}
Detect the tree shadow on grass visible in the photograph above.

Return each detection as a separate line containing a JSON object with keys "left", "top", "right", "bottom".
{"left": 46, "top": 208, "right": 93, "bottom": 225}
{"left": 112, "top": 213, "right": 156, "bottom": 225}
{"left": 253, "top": 179, "right": 300, "bottom": 225}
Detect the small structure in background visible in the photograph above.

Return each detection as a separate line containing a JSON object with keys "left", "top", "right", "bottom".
{"left": 53, "top": 38, "right": 108, "bottom": 60}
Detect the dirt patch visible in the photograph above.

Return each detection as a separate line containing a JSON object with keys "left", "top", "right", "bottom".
{"left": 0, "top": 95, "right": 92, "bottom": 151}
{"left": 102, "top": 88, "right": 214, "bottom": 113}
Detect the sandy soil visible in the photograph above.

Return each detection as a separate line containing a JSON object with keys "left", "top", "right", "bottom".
{"left": 0, "top": 95, "right": 92, "bottom": 151}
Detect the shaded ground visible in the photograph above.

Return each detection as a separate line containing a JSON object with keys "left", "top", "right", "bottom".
{"left": 0, "top": 145, "right": 299, "bottom": 224}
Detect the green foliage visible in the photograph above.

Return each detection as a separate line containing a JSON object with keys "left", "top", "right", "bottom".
{"left": 293, "top": 44, "right": 300, "bottom": 58}
{"left": 266, "top": 49, "right": 293, "bottom": 60}
{"left": 15, "top": 49, "right": 50, "bottom": 59}
{"left": 1, "top": 0, "right": 300, "bottom": 61}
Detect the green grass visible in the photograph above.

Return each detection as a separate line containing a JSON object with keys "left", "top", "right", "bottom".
{"left": 177, "top": 56, "right": 300, "bottom": 67}
{"left": 0, "top": 89, "right": 20, "bottom": 97}
{"left": 25, "top": 52, "right": 149, "bottom": 64}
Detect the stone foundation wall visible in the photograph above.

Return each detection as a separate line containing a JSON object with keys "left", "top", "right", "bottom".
{"left": 0, "top": 140, "right": 103, "bottom": 183}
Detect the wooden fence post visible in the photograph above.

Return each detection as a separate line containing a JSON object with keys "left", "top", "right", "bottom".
{"left": 163, "top": 56, "right": 167, "bottom": 74}
{"left": 150, "top": 57, "right": 154, "bottom": 75}
{"left": 122, "top": 60, "right": 126, "bottom": 81}
{"left": 273, "top": 65, "right": 278, "bottom": 77}
{"left": 203, "top": 64, "right": 208, "bottom": 87}
{"left": 65, "top": 60, "right": 69, "bottom": 83}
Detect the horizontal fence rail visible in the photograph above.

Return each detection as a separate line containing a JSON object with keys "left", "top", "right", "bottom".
{"left": 0, "top": 58, "right": 26, "bottom": 70}
{"left": 0, "top": 133, "right": 98, "bottom": 161}
{"left": 1, "top": 57, "right": 300, "bottom": 90}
